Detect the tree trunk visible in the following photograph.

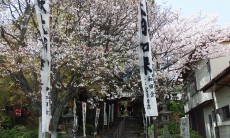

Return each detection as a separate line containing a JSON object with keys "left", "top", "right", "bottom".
{"left": 50, "top": 89, "right": 77, "bottom": 133}
{"left": 51, "top": 104, "right": 63, "bottom": 132}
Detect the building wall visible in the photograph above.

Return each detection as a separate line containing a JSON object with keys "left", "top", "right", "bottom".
{"left": 184, "top": 102, "right": 189, "bottom": 113}
{"left": 184, "top": 59, "right": 212, "bottom": 113}
{"left": 189, "top": 108, "right": 206, "bottom": 137}
{"left": 195, "top": 59, "right": 210, "bottom": 90}
{"left": 218, "top": 125, "right": 230, "bottom": 138}
{"left": 186, "top": 56, "right": 230, "bottom": 112}
{"left": 186, "top": 91, "right": 212, "bottom": 112}
{"left": 184, "top": 56, "right": 230, "bottom": 137}
{"left": 215, "top": 86, "right": 230, "bottom": 126}
{"left": 210, "top": 55, "right": 230, "bottom": 79}
{"left": 215, "top": 86, "right": 230, "bottom": 109}
{"left": 203, "top": 104, "right": 216, "bottom": 138}
{"left": 184, "top": 90, "right": 213, "bottom": 120}
{"left": 195, "top": 56, "right": 230, "bottom": 90}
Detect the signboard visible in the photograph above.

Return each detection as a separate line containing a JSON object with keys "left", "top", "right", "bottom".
{"left": 111, "top": 104, "right": 114, "bottom": 122}
{"left": 108, "top": 104, "right": 111, "bottom": 125}
{"left": 138, "top": 0, "right": 158, "bottom": 116}
{"left": 104, "top": 102, "right": 107, "bottom": 125}
{"left": 94, "top": 108, "right": 100, "bottom": 135}
{"left": 164, "top": 93, "right": 182, "bottom": 100}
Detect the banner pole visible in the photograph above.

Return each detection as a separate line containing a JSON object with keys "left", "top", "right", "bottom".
{"left": 82, "top": 102, "right": 86, "bottom": 137}
{"left": 152, "top": 116, "right": 158, "bottom": 138}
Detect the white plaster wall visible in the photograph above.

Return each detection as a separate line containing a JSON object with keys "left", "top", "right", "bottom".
{"left": 195, "top": 59, "right": 210, "bottom": 90}
{"left": 215, "top": 86, "right": 230, "bottom": 126}
{"left": 184, "top": 60, "right": 213, "bottom": 112}
{"left": 210, "top": 55, "right": 230, "bottom": 79}
{"left": 184, "top": 102, "right": 189, "bottom": 113}
{"left": 215, "top": 86, "right": 230, "bottom": 108}
{"left": 187, "top": 91, "right": 213, "bottom": 110}
{"left": 215, "top": 87, "right": 230, "bottom": 109}
{"left": 184, "top": 59, "right": 213, "bottom": 112}
{"left": 186, "top": 56, "right": 230, "bottom": 112}
{"left": 194, "top": 56, "right": 230, "bottom": 91}
{"left": 219, "top": 125, "right": 230, "bottom": 138}
{"left": 184, "top": 56, "right": 230, "bottom": 138}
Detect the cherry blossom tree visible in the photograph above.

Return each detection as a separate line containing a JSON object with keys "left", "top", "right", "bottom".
{"left": 0, "top": 0, "right": 138, "bottom": 134}
{"left": 1, "top": 0, "right": 230, "bottom": 135}
{"left": 147, "top": 3, "right": 230, "bottom": 98}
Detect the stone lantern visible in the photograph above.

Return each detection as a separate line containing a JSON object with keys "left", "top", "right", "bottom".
{"left": 62, "top": 108, "right": 74, "bottom": 138}
{"left": 159, "top": 104, "right": 172, "bottom": 138}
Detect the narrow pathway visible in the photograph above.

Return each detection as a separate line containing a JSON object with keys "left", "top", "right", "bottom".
{"left": 101, "top": 117, "right": 144, "bottom": 138}
{"left": 101, "top": 118, "right": 123, "bottom": 138}
{"left": 121, "top": 117, "right": 144, "bottom": 138}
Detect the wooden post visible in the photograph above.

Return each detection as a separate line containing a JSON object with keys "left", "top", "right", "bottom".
{"left": 153, "top": 117, "right": 158, "bottom": 138}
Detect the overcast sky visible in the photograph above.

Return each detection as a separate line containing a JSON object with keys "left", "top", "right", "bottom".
{"left": 155, "top": 0, "right": 230, "bottom": 26}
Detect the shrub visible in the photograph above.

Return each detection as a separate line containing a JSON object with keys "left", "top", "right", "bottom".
{"left": 169, "top": 122, "right": 180, "bottom": 134}
{"left": 190, "top": 129, "right": 203, "bottom": 138}
{"left": 148, "top": 124, "right": 154, "bottom": 136}
{"left": 1, "top": 115, "right": 12, "bottom": 128}
{"left": 0, "top": 125, "right": 38, "bottom": 138}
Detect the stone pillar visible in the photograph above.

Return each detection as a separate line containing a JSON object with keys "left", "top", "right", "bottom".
{"left": 159, "top": 104, "right": 172, "bottom": 138}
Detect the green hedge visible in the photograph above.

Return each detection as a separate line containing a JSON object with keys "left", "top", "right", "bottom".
{"left": 0, "top": 125, "right": 38, "bottom": 138}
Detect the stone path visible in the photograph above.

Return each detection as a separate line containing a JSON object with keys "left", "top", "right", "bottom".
{"left": 102, "top": 117, "right": 144, "bottom": 138}
{"left": 122, "top": 117, "right": 144, "bottom": 138}
{"left": 101, "top": 118, "right": 123, "bottom": 138}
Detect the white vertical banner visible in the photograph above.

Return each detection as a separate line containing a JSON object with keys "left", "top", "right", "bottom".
{"left": 111, "top": 104, "right": 114, "bottom": 122}
{"left": 82, "top": 102, "right": 87, "bottom": 137}
{"left": 138, "top": 0, "right": 158, "bottom": 116}
{"left": 94, "top": 108, "right": 100, "bottom": 135}
{"left": 104, "top": 102, "right": 107, "bottom": 125}
{"left": 34, "top": 0, "right": 52, "bottom": 133}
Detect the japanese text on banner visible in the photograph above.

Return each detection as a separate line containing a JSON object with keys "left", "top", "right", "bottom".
{"left": 138, "top": 0, "right": 158, "bottom": 116}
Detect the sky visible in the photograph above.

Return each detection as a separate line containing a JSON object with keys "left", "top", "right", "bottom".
{"left": 156, "top": 0, "right": 230, "bottom": 26}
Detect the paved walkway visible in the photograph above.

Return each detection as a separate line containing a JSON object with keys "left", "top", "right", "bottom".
{"left": 101, "top": 117, "right": 144, "bottom": 138}
{"left": 122, "top": 117, "right": 144, "bottom": 138}
{"left": 101, "top": 118, "right": 123, "bottom": 138}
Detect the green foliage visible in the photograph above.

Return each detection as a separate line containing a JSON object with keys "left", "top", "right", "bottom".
{"left": 190, "top": 129, "right": 203, "bottom": 138}
{"left": 0, "top": 76, "right": 12, "bottom": 108}
{"left": 0, "top": 76, "right": 29, "bottom": 108}
{"left": 168, "top": 101, "right": 185, "bottom": 129}
{"left": 169, "top": 122, "right": 180, "bottom": 134}
{"left": 157, "top": 122, "right": 180, "bottom": 136}
{"left": 1, "top": 115, "right": 12, "bottom": 128}
{"left": 148, "top": 124, "right": 154, "bottom": 136}
{"left": 0, "top": 125, "right": 38, "bottom": 138}
{"left": 158, "top": 127, "right": 163, "bottom": 136}
{"left": 168, "top": 101, "right": 184, "bottom": 113}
